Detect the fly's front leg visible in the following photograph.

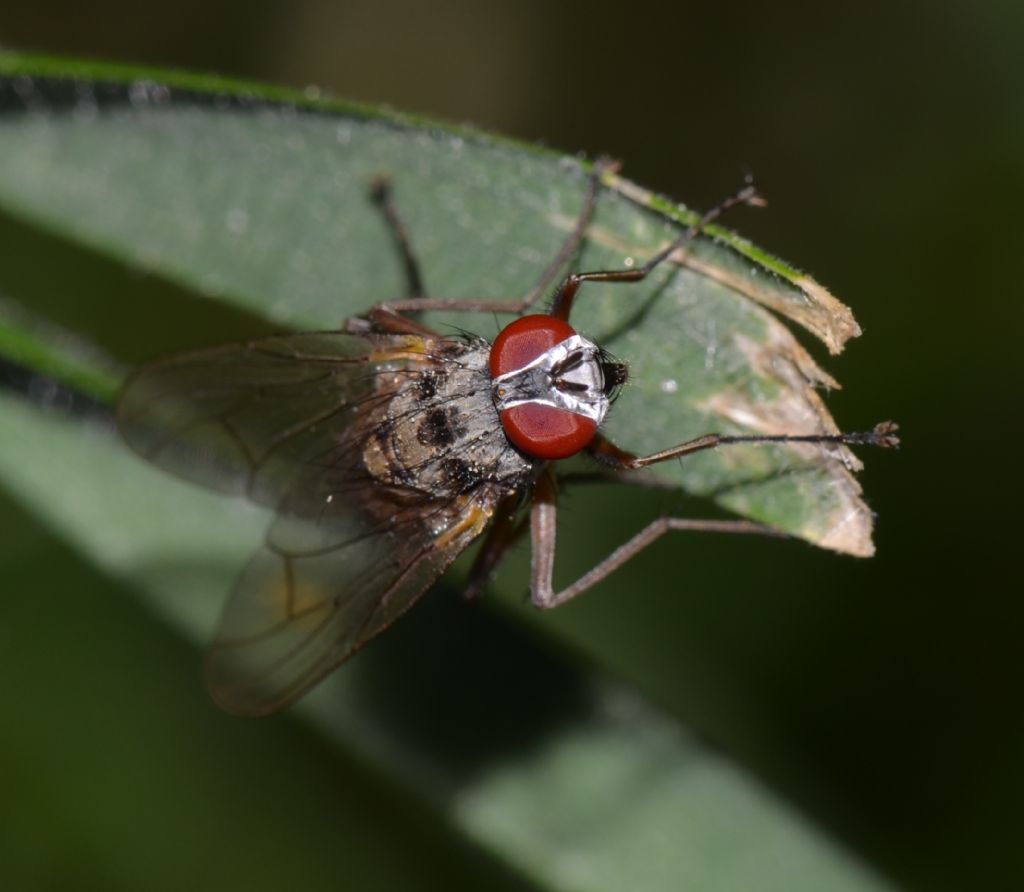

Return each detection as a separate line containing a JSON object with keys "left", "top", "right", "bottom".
{"left": 365, "top": 168, "right": 762, "bottom": 328}
{"left": 527, "top": 467, "right": 782, "bottom": 611}
{"left": 586, "top": 421, "right": 900, "bottom": 471}
{"left": 524, "top": 425, "right": 899, "bottom": 609}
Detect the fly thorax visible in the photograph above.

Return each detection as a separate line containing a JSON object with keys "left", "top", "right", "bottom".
{"left": 362, "top": 340, "right": 533, "bottom": 496}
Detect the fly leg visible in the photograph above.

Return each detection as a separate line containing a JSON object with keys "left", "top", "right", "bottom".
{"left": 527, "top": 423, "right": 899, "bottom": 609}
{"left": 518, "top": 156, "right": 620, "bottom": 311}
{"left": 586, "top": 421, "right": 900, "bottom": 470}
{"left": 356, "top": 175, "right": 444, "bottom": 338}
{"left": 369, "top": 174, "right": 427, "bottom": 299}
{"left": 365, "top": 159, "right": 619, "bottom": 318}
{"left": 362, "top": 175, "right": 475, "bottom": 337}
{"left": 527, "top": 467, "right": 782, "bottom": 610}
{"left": 548, "top": 179, "right": 764, "bottom": 322}
{"left": 463, "top": 492, "right": 529, "bottom": 600}
{"left": 366, "top": 166, "right": 759, "bottom": 324}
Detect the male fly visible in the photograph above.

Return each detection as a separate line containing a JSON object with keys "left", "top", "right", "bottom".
{"left": 118, "top": 162, "right": 897, "bottom": 715}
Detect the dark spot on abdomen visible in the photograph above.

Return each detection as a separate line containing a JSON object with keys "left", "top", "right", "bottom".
{"left": 417, "top": 407, "right": 458, "bottom": 447}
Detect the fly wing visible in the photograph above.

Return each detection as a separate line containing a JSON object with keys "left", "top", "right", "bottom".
{"left": 205, "top": 473, "right": 495, "bottom": 716}
{"left": 117, "top": 331, "right": 430, "bottom": 512}
{"left": 118, "top": 328, "right": 493, "bottom": 714}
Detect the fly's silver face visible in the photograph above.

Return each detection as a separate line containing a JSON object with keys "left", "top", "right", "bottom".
{"left": 492, "top": 334, "right": 611, "bottom": 425}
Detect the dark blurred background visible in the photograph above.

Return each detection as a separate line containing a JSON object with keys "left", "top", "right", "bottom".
{"left": 2, "top": 2, "right": 1021, "bottom": 890}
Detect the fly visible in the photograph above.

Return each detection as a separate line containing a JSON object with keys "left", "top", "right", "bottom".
{"left": 118, "top": 162, "right": 898, "bottom": 716}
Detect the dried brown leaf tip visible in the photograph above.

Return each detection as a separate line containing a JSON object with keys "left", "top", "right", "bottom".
{"left": 695, "top": 322, "right": 878, "bottom": 557}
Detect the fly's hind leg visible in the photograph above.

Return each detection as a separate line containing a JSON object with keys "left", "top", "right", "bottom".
{"left": 354, "top": 175, "right": 444, "bottom": 338}
{"left": 364, "top": 165, "right": 761, "bottom": 327}
{"left": 364, "top": 159, "right": 619, "bottom": 319}
{"left": 369, "top": 174, "right": 428, "bottom": 300}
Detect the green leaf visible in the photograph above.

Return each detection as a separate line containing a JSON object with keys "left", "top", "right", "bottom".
{"left": 0, "top": 54, "right": 894, "bottom": 892}
{"left": 0, "top": 51, "right": 876, "bottom": 555}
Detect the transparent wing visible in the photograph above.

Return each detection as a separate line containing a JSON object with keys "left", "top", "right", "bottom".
{"left": 117, "top": 331, "right": 422, "bottom": 511}
{"left": 205, "top": 472, "right": 494, "bottom": 716}
{"left": 119, "top": 329, "right": 498, "bottom": 714}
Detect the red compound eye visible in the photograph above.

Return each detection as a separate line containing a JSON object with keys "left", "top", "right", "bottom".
{"left": 489, "top": 314, "right": 576, "bottom": 378}
{"left": 490, "top": 315, "right": 599, "bottom": 461}
{"left": 500, "top": 403, "right": 598, "bottom": 460}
